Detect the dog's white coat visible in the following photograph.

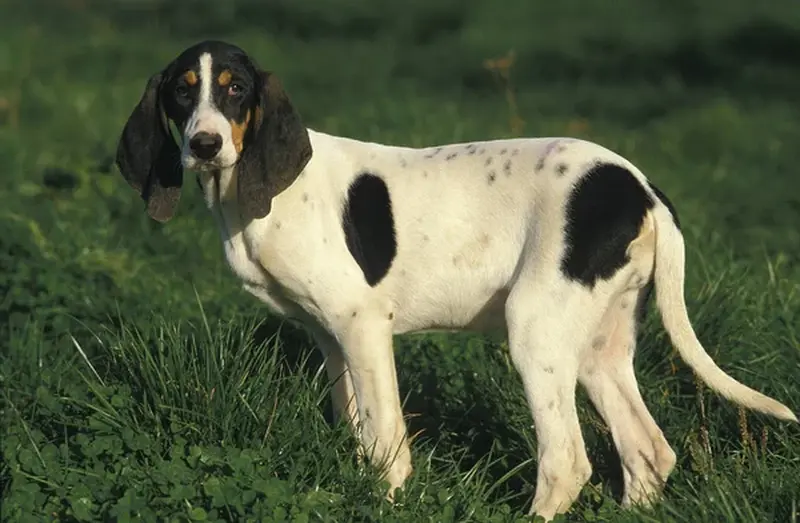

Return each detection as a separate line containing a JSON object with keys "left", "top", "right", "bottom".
{"left": 173, "top": 52, "right": 796, "bottom": 521}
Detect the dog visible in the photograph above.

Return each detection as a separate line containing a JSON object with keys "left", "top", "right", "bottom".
{"left": 115, "top": 40, "right": 797, "bottom": 521}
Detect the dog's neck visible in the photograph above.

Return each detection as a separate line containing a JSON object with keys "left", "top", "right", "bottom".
{"left": 199, "top": 165, "right": 237, "bottom": 209}
{"left": 199, "top": 129, "right": 335, "bottom": 228}
{"left": 197, "top": 165, "right": 245, "bottom": 240}
{"left": 199, "top": 128, "right": 328, "bottom": 219}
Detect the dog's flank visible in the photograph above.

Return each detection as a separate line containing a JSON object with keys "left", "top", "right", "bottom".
{"left": 116, "top": 40, "right": 797, "bottom": 522}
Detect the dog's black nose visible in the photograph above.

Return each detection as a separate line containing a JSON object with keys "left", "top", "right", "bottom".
{"left": 189, "top": 132, "right": 223, "bottom": 160}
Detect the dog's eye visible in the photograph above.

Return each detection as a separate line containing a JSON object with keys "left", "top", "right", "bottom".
{"left": 227, "top": 83, "right": 243, "bottom": 97}
{"left": 175, "top": 84, "right": 189, "bottom": 98}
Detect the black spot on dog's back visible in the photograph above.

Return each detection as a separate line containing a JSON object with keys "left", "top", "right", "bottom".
{"left": 647, "top": 181, "right": 681, "bottom": 230}
{"left": 342, "top": 173, "right": 397, "bottom": 286}
{"left": 561, "top": 163, "right": 654, "bottom": 288}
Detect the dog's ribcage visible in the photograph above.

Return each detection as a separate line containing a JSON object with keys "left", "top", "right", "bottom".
{"left": 202, "top": 131, "right": 642, "bottom": 336}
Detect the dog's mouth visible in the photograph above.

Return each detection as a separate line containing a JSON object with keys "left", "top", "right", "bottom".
{"left": 191, "top": 159, "right": 222, "bottom": 171}
{"left": 182, "top": 154, "right": 236, "bottom": 172}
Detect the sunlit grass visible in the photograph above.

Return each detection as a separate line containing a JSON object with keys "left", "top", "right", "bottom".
{"left": 1, "top": 1, "right": 799, "bottom": 520}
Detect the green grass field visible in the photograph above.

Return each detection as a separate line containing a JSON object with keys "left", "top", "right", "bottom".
{"left": 1, "top": 1, "right": 799, "bottom": 521}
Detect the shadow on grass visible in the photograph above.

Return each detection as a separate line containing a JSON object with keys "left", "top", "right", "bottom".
{"left": 245, "top": 316, "right": 640, "bottom": 509}
{"left": 393, "top": 335, "right": 630, "bottom": 509}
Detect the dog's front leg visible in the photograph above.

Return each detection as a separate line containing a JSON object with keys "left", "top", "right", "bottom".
{"left": 313, "top": 331, "right": 362, "bottom": 447}
{"left": 334, "top": 309, "right": 412, "bottom": 500}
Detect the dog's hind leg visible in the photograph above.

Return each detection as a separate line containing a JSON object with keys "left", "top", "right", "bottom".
{"left": 505, "top": 276, "right": 599, "bottom": 521}
{"left": 578, "top": 213, "right": 676, "bottom": 507}
{"left": 578, "top": 286, "right": 677, "bottom": 507}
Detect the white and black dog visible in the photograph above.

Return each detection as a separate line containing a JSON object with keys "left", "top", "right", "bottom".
{"left": 116, "top": 40, "right": 797, "bottom": 521}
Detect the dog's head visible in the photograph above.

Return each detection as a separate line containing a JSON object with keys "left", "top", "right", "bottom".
{"left": 115, "top": 40, "right": 312, "bottom": 223}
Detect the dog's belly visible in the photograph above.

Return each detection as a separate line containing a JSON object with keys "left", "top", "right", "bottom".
{"left": 388, "top": 221, "right": 520, "bottom": 335}
{"left": 390, "top": 277, "right": 510, "bottom": 335}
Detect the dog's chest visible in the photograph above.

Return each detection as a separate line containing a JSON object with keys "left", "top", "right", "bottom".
{"left": 212, "top": 204, "right": 303, "bottom": 317}
{"left": 220, "top": 228, "right": 264, "bottom": 287}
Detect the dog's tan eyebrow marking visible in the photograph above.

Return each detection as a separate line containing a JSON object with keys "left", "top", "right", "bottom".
{"left": 184, "top": 70, "right": 198, "bottom": 86}
{"left": 218, "top": 70, "right": 232, "bottom": 86}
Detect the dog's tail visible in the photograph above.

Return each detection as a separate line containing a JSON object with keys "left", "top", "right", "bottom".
{"left": 650, "top": 202, "right": 798, "bottom": 422}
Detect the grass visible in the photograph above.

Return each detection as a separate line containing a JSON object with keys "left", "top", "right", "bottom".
{"left": 1, "top": 0, "right": 799, "bottom": 521}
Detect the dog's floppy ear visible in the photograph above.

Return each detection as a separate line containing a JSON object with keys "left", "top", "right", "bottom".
{"left": 237, "top": 71, "right": 312, "bottom": 222}
{"left": 116, "top": 71, "right": 183, "bottom": 223}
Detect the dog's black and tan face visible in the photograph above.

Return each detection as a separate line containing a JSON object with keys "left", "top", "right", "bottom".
{"left": 164, "top": 42, "right": 260, "bottom": 171}
{"left": 116, "top": 40, "right": 312, "bottom": 223}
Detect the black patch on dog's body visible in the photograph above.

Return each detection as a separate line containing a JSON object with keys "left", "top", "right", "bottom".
{"left": 561, "top": 163, "right": 654, "bottom": 288}
{"left": 647, "top": 181, "right": 681, "bottom": 230}
{"left": 342, "top": 173, "right": 397, "bottom": 286}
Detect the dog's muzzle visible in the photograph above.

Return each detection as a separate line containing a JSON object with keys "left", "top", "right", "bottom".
{"left": 189, "top": 131, "right": 223, "bottom": 161}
